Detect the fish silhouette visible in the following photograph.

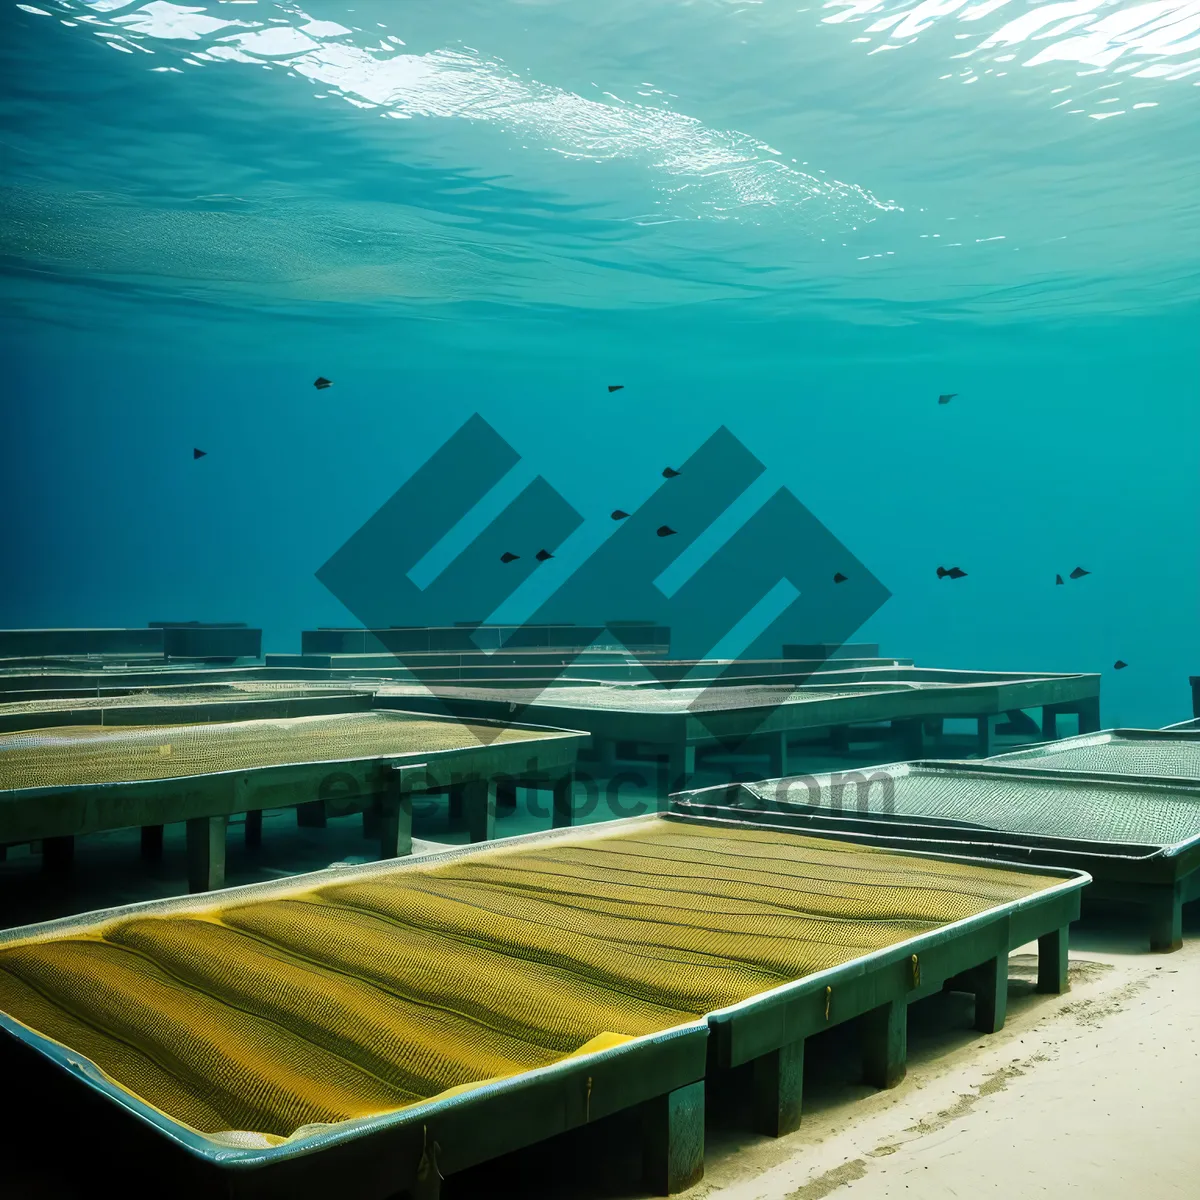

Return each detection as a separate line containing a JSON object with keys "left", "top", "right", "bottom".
{"left": 1055, "top": 574, "right": 1064, "bottom": 586}
{"left": 1069, "top": 566, "right": 1090, "bottom": 580}
{"left": 833, "top": 572, "right": 848, "bottom": 584}
{"left": 193, "top": 448, "right": 207, "bottom": 460}
{"left": 947, "top": 567, "right": 967, "bottom": 579}
{"left": 1113, "top": 660, "right": 1128, "bottom": 670}
{"left": 535, "top": 549, "right": 554, "bottom": 562}
{"left": 611, "top": 509, "right": 630, "bottom": 521}
{"left": 607, "top": 385, "right": 624, "bottom": 393}
{"left": 656, "top": 525, "right": 677, "bottom": 538}
{"left": 662, "top": 467, "right": 681, "bottom": 479}
{"left": 314, "top": 377, "right": 332, "bottom": 390}
{"left": 499, "top": 552, "right": 520, "bottom": 563}
{"left": 938, "top": 394, "right": 957, "bottom": 405}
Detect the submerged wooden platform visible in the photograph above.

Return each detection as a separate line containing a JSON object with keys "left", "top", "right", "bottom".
{"left": 0, "top": 711, "right": 585, "bottom": 892}
{"left": 0, "top": 666, "right": 381, "bottom": 697}
{"left": 0, "top": 813, "right": 1084, "bottom": 1198}
{"left": 0, "top": 628, "right": 166, "bottom": 658}
{"left": 0, "top": 683, "right": 374, "bottom": 735}
{"left": 263, "top": 653, "right": 913, "bottom": 682}
{"left": 986, "top": 728, "right": 1200, "bottom": 779}
{"left": 673, "top": 755, "right": 1200, "bottom": 952}
{"left": 375, "top": 669, "right": 1101, "bottom": 798}
{"left": 301, "top": 624, "right": 671, "bottom": 656}
{"left": 0, "top": 625, "right": 261, "bottom": 662}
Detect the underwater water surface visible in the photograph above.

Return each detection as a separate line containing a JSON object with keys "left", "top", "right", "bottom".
{"left": 1, "top": 0, "right": 1198, "bottom": 724}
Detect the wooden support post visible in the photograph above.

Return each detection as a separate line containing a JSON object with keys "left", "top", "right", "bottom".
{"left": 362, "top": 807, "right": 380, "bottom": 839}
{"left": 641, "top": 1080, "right": 705, "bottom": 1195}
{"left": 1042, "top": 706, "right": 1059, "bottom": 740}
{"left": 974, "top": 953, "right": 1009, "bottom": 1033}
{"left": 42, "top": 836, "right": 74, "bottom": 873}
{"left": 977, "top": 713, "right": 1001, "bottom": 758}
{"left": 661, "top": 742, "right": 696, "bottom": 801}
{"left": 552, "top": 770, "right": 575, "bottom": 829}
{"left": 186, "top": 815, "right": 226, "bottom": 893}
{"left": 496, "top": 778, "right": 518, "bottom": 816}
{"left": 1148, "top": 884, "right": 1183, "bottom": 953}
{"left": 140, "top": 824, "right": 164, "bottom": 861}
{"left": 464, "top": 778, "right": 497, "bottom": 843}
{"left": 409, "top": 1147, "right": 442, "bottom": 1200}
{"left": 893, "top": 718, "right": 925, "bottom": 760}
{"left": 596, "top": 737, "right": 617, "bottom": 773}
{"left": 244, "top": 810, "right": 263, "bottom": 850}
{"left": 296, "top": 800, "right": 326, "bottom": 828}
{"left": 376, "top": 767, "right": 413, "bottom": 859}
{"left": 448, "top": 786, "right": 464, "bottom": 825}
{"left": 766, "top": 731, "right": 789, "bottom": 779}
{"left": 829, "top": 725, "right": 850, "bottom": 754}
{"left": 924, "top": 717, "right": 944, "bottom": 741}
{"left": 1003, "top": 709, "right": 1040, "bottom": 737}
{"left": 861, "top": 998, "right": 906, "bottom": 1089}
{"left": 752, "top": 1037, "right": 804, "bottom": 1137}
{"left": 1037, "top": 925, "right": 1070, "bottom": 994}
{"left": 1077, "top": 696, "right": 1101, "bottom": 734}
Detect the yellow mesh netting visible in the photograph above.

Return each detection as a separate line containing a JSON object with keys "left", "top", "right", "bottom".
{"left": 0, "top": 712, "right": 553, "bottom": 791}
{"left": 0, "top": 820, "right": 1060, "bottom": 1140}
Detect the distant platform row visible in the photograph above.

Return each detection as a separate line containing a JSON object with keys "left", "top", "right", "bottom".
{"left": 0, "top": 623, "right": 882, "bottom": 663}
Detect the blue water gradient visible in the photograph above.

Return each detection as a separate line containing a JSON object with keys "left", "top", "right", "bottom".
{"left": 2, "top": 0, "right": 1198, "bottom": 724}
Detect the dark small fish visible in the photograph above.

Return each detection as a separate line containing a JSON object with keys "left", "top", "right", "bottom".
{"left": 535, "top": 549, "right": 554, "bottom": 562}
{"left": 947, "top": 567, "right": 967, "bottom": 579}
{"left": 193, "top": 448, "right": 207, "bottom": 460}
{"left": 611, "top": 509, "right": 630, "bottom": 520}
{"left": 1056, "top": 574, "right": 1064, "bottom": 586}
{"left": 657, "top": 525, "right": 677, "bottom": 538}
{"left": 937, "top": 566, "right": 949, "bottom": 579}
{"left": 607, "top": 385, "right": 624, "bottom": 393}
{"left": 662, "top": 467, "right": 681, "bottom": 478}
{"left": 500, "top": 552, "right": 520, "bottom": 563}
{"left": 1114, "top": 660, "right": 1128, "bottom": 670}
{"left": 1069, "top": 566, "right": 1090, "bottom": 579}
{"left": 833, "top": 572, "right": 848, "bottom": 584}
{"left": 938, "top": 394, "right": 957, "bottom": 405}
{"left": 314, "top": 377, "right": 332, "bottom": 390}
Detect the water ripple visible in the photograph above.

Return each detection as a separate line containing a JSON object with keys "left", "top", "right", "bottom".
{"left": 57, "top": 0, "right": 897, "bottom": 228}
{"left": 2, "top": 0, "right": 1196, "bottom": 327}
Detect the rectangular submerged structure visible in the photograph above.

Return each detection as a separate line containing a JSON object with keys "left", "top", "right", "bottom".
{"left": 0, "top": 711, "right": 586, "bottom": 891}
{"left": 986, "top": 728, "right": 1200, "bottom": 780}
{"left": 263, "top": 654, "right": 913, "bottom": 683}
{"left": 0, "top": 681, "right": 376, "bottom": 734}
{"left": 375, "top": 669, "right": 1100, "bottom": 795}
{"left": 0, "top": 666, "right": 400, "bottom": 700}
{"left": 0, "top": 814, "right": 1084, "bottom": 1198}
{"left": 673, "top": 758, "right": 1200, "bottom": 952}
{"left": 0, "top": 628, "right": 166, "bottom": 659}
{"left": 300, "top": 624, "right": 671, "bottom": 656}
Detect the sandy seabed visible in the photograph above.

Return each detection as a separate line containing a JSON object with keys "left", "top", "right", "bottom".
{"left": 699, "top": 916, "right": 1200, "bottom": 1200}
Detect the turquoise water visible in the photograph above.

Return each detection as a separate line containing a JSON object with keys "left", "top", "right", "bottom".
{"left": 2, "top": 0, "right": 1198, "bottom": 724}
